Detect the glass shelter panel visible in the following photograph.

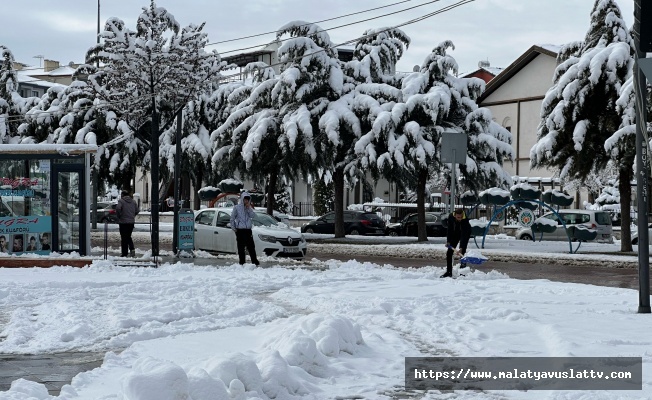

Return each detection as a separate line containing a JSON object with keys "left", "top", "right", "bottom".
{"left": 57, "top": 171, "right": 81, "bottom": 252}
{"left": 0, "top": 159, "right": 52, "bottom": 255}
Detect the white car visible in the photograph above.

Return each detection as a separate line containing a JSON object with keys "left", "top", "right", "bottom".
{"left": 631, "top": 223, "right": 652, "bottom": 245}
{"left": 194, "top": 207, "right": 306, "bottom": 259}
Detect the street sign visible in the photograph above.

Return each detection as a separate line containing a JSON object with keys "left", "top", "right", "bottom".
{"left": 441, "top": 132, "right": 467, "bottom": 164}
{"left": 177, "top": 209, "right": 194, "bottom": 254}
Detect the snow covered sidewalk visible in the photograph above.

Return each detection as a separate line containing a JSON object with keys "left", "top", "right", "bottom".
{"left": 0, "top": 257, "right": 650, "bottom": 399}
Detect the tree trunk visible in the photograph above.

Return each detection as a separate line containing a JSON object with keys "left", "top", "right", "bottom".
{"left": 619, "top": 167, "right": 633, "bottom": 252}
{"left": 266, "top": 171, "right": 277, "bottom": 216}
{"left": 333, "top": 168, "right": 345, "bottom": 238}
{"left": 192, "top": 169, "right": 203, "bottom": 210}
{"left": 416, "top": 167, "right": 428, "bottom": 242}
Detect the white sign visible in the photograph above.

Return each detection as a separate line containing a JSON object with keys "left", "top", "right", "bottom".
{"left": 518, "top": 209, "right": 535, "bottom": 227}
{"left": 39, "top": 160, "right": 50, "bottom": 173}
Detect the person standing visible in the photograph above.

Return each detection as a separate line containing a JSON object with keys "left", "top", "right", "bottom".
{"left": 441, "top": 208, "right": 471, "bottom": 278}
{"left": 230, "top": 191, "right": 260, "bottom": 266}
{"left": 116, "top": 190, "right": 139, "bottom": 257}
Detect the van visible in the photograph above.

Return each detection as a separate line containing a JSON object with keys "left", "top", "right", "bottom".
{"left": 515, "top": 209, "right": 613, "bottom": 243}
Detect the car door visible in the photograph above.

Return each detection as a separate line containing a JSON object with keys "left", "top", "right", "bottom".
{"left": 194, "top": 210, "right": 217, "bottom": 251}
{"left": 319, "top": 212, "right": 336, "bottom": 234}
{"left": 214, "top": 211, "right": 237, "bottom": 253}
{"left": 405, "top": 214, "right": 419, "bottom": 236}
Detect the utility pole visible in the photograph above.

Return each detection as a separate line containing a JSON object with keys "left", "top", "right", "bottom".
{"left": 150, "top": 94, "right": 160, "bottom": 260}
{"left": 634, "top": 0, "right": 651, "bottom": 313}
{"left": 173, "top": 108, "right": 182, "bottom": 255}
{"left": 92, "top": 0, "right": 101, "bottom": 230}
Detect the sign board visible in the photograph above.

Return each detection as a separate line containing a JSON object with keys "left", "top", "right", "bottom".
{"left": 177, "top": 209, "right": 195, "bottom": 252}
{"left": 518, "top": 209, "right": 535, "bottom": 227}
{"left": 0, "top": 215, "right": 52, "bottom": 255}
{"left": 441, "top": 131, "right": 467, "bottom": 164}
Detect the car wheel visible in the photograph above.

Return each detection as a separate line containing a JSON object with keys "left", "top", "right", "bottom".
{"left": 349, "top": 229, "right": 361, "bottom": 235}
{"left": 520, "top": 234, "right": 533, "bottom": 241}
{"left": 388, "top": 230, "right": 398, "bottom": 237}
{"left": 305, "top": 228, "right": 315, "bottom": 234}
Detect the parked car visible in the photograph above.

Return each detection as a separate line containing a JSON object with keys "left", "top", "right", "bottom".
{"left": 300, "top": 210, "right": 386, "bottom": 235}
{"left": 194, "top": 207, "right": 306, "bottom": 259}
{"left": 515, "top": 209, "right": 613, "bottom": 243}
{"left": 631, "top": 223, "right": 652, "bottom": 245}
{"left": 93, "top": 202, "right": 118, "bottom": 223}
{"left": 385, "top": 212, "right": 447, "bottom": 237}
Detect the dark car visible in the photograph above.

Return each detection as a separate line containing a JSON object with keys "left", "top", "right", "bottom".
{"left": 301, "top": 211, "right": 386, "bottom": 235}
{"left": 385, "top": 212, "right": 448, "bottom": 237}
{"left": 93, "top": 202, "right": 118, "bottom": 223}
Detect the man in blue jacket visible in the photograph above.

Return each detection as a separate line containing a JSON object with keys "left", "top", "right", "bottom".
{"left": 230, "top": 191, "right": 260, "bottom": 266}
{"left": 441, "top": 208, "right": 471, "bottom": 278}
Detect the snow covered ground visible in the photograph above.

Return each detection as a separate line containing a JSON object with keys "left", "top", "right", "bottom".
{"left": 0, "top": 232, "right": 650, "bottom": 399}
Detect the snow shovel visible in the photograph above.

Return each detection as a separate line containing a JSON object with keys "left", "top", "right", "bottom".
{"left": 447, "top": 245, "right": 488, "bottom": 266}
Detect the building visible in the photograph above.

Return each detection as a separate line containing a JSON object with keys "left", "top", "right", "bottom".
{"left": 472, "top": 45, "right": 586, "bottom": 202}
{"left": 14, "top": 59, "right": 78, "bottom": 98}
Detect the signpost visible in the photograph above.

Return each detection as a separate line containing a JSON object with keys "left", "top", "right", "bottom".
{"left": 441, "top": 131, "right": 468, "bottom": 213}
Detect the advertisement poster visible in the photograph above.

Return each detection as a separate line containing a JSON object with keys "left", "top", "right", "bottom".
{"left": 0, "top": 216, "right": 52, "bottom": 255}
{"left": 177, "top": 209, "right": 195, "bottom": 252}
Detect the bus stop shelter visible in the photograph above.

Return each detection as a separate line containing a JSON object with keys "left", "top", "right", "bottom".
{"left": 0, "top": 144, "right": 97, "bottom": 256}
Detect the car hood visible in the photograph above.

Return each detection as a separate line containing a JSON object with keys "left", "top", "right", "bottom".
{"left": 253, "top": 225, "right": 302, "bottom": 238}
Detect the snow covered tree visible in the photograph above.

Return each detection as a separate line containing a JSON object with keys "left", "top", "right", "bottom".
{"left": 19, "top": 86, "right": 67, "bottom": 143}
{"left": 355, "top": 41, "right": 513, "bottom": 241}
{"left": 0, "top": 46, "right": 24, "bottom": 144}
{"left": 83, "top": 1, "right": 230, "bottom": 191}
{"left": 270, "top": 21, "right": 348, "bottom": 233}
{"left": 315, "top": 27, "right": 410, "bottom": 237}
{"left": 530, "top": 0, "right": 635, "bottom": 251}
{"left": 211, "top": 64, "right": 288, "bottom": 215}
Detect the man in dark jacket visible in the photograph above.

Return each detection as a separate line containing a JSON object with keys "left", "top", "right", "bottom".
{"left": 116, "top": 190, "right": 139, "bottom": 257}
{"left": 441, "top": 208, "right": 471, "bottom": 278}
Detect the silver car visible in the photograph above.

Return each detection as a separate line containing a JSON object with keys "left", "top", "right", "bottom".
{"left": 515, "top": 209, "right": 613, "bottom": 243}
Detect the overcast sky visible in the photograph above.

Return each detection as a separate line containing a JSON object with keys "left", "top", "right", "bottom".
{"left": 2, "top": 0, "right": 635, "bottom": 75}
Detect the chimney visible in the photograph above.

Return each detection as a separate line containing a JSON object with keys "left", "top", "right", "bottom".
{"left": 44, "top": 59, "right": 60, "bottom": 72}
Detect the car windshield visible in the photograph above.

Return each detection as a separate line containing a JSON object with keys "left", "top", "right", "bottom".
{"left": 253, "top": 212, "right": 279, "bottom": 227}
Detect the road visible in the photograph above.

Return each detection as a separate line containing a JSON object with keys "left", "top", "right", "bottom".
{"left": 306, "top": 250, "right": 641, "bottom": 289}
{"left": 92, "top": 233, "right": 642, "bottom": 290}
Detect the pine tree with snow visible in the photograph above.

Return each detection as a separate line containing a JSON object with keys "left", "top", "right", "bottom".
{"left": 19, "top": 86, "right": 67, "bottom": 143}
{"left": 355, "top": 41, "right": 513, "bottom": 241}
{"left": 268, "top": 21, "right": 349, "bottom": 234}
{"left": 211, "top": 63, "right": 289, "bottom": 215}
{"left": 316, "top": 27, "right": 410, "bottom": 237}
{"left": 0, "top": 46, "right": 24, "bottom": 144}
{"left": 530, "top": 0, "right": 635, "bottom": 251}
{"left": 83, "top": 1, "right": 230, "bottom": 190}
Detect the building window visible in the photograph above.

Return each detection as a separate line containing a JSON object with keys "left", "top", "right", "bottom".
{"left": 31, "top": 91, "right": 39, "bottom": 97}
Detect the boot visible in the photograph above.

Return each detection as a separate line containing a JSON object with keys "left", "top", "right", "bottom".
{"left": 130, "top": 249, "right": 136, "bottom": 258}
{"left": 440, "top": 271, "right": 452, "bottom": 278}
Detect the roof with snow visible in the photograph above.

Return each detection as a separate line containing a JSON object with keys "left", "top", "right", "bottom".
{"left": 477, "top": 44, "right": 559, "bottom": 103}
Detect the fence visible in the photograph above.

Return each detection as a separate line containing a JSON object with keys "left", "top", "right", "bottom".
{"left": 292, "top": 202, "right": 314, "bottom": 217}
